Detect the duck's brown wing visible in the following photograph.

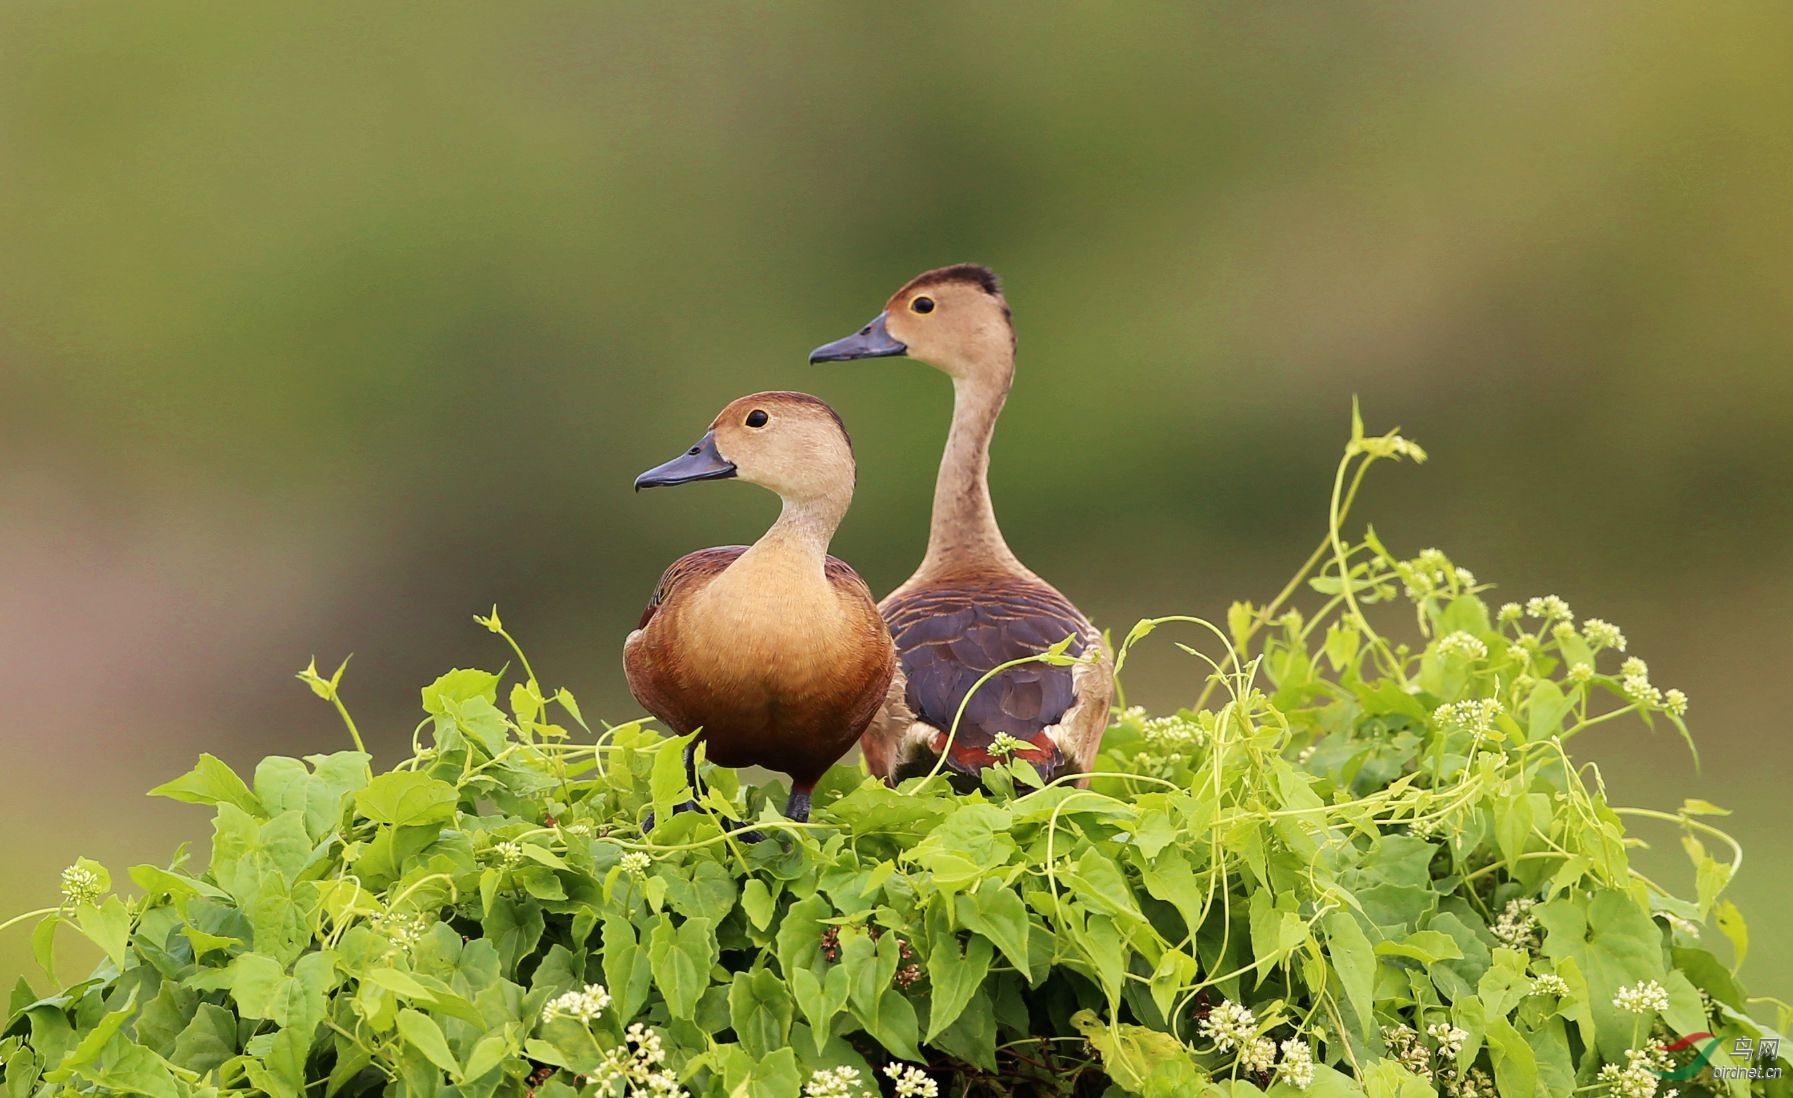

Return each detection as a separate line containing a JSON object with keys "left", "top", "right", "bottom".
{"left": 637, "top": 546, "right": 747, "bottom": 629}
{"left": 881, "top": 575, "right": 1097, "bottom": 774}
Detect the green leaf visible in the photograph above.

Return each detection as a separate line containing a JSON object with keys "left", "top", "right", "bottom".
{"left": 170, "top": 1003, "right": 238, "bottom": 1073}
{"left": 1374, "top": 929, "right": 1463, "bottom": 965}
{"left": 925, "top": 934, "right": 992, "bottom": 1041}
{"left": 1325, "top": 911, "right": 1375, "bottom": 1041}
{"left": 1536, "top": 890, "right": 1669, "bottom": 1059}
{"left": 648, "top": 914, "right": 716, "bottom": 1021}
{"left": 1483, "top": 1014, "right": 1538, "bottom": 1098}
{"left": 72, "top": 896, "right": 130, "bottom": 968}
{"left": 727, "top": 968, "right": 793, "bottom": 1060}
{"left": 421, "top": 668, "right": 501, "bottom": 716}
{"left": 957, "top": 880, "right": 1031, "bottom": 976}
{"left": 396, "top": 1008, "right": 461, "bottom": 1080}
{"left": 149, "top": 753, "right": 264, "bottom": 816}
{"left": 355, "top": 771, "right": 458, "bottom": 827}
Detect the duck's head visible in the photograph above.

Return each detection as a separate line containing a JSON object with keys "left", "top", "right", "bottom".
{"left": 635, "top": 391, "right": 856, "bottom": 505}
{"left": 809, "top": 263, "right": 1014, "bottom": 383}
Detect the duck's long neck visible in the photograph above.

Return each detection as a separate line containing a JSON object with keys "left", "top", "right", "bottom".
{"left": 747, "top": 493, "right": 846, "bottom": 572}
{"left": 918, "top": 369, "right": 1024, "bottom": 577}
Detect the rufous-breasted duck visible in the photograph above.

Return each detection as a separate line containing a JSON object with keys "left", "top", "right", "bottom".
{"left": 625, "top": 391, "right": 896, "bottom": 824}
{"left": 810, "top": 265, "right": 1113, "bottom": 788}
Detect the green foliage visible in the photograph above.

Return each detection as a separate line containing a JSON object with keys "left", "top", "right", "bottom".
{"left": 3, "top": 419, "right": 1789, "bottom": 1097}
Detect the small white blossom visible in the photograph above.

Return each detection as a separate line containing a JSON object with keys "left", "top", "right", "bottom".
{"left": 1453, "top": 567, "right": 1476, "bottom": 588}
{"left": 1428, "top": 1021, "right": 1469, "bottom": 1059}
{"left": 590, "top": 1023, "right": 686, "bottom": 1096}
{"left": 1581, "top": 618, "right": 1627, "bottom": 651}
{"left": 987, "top": 732, "right": 1027, "bottom": 758}
{"left": 882, "top": 1063, "right": 938, "bottom": 1098}
{"left": 493, "top": 840, "right": 525, "bottom": 867}
{"left": 1551, "top": 621, "right": 1577, "bottom": 641}
{"left": 1597, "top": 1046, "right": 1672, "bottom": 1098}
{"left": 1277, "top": 1038, "right": 1315, "bottom": 1090}
{"left": 620, "top": 851, "right": 652, "bottom": 879}
{"left": 369, "top": 909, "right": 430, "bottom": 950}
{"left": 1663, "top": 689, "right": 1688, "bottom": 717}
{"left": 1613, "top": 980, "right": 1670, "bottom": 1015}
{"left": 1622, "top": 675, "right": 1663, "bottom": 707}
{"left": 1620, "top": 657, "right": 1649, "bottom": 679}
{"left": 1239, "top": 1035, "right": 1276, "bottom": 1073}
{"left": 1434, "top": 698, "right": 1503, "bottom": 735}
{"left": 1436, "top": 631, "right": 1489, "bottom": 661}
{"left": 1142, "top": 714, "right": 1208, "bottom": 749}
{"left": 541, "top": 983, "right": 611, "bottom": 1025}
{"left": 1567, "top": 662, "right": 1594, "bottom": 684}
{"left": 1530, "top": 973, "right": 1570, "bottom": 997}
{"left": 59, "top": 864, "right": 104, "bottom": 906}
{"left": 562, "top": 820, "right": 596, "bottom": 838}
{"left": 1525, "top": 595, "right": 1572, "bottom": 622}
{"left": 1199, "top": 999, "right": 1257, "bottom": 1052}
{"left": 1441, "top": 1066, "right": 1497, "bottom": 1097}
{"left": 803, "top": 1066, "right": 871, "bottom": 1098}
{"left": 1497, "top": 602, "right": 1523, "bottom": 623}
{"left": 1491, "top": 898, "right": 1540, "bottom": 952}
{"left": 1381, "top": 1024, "right": 1434, "bottom": 1081}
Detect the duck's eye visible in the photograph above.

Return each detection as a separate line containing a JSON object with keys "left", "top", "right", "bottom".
{"left": 911, "top": 296, "right": 935, "bottom": 314}
{"left": 744, "top": 409, "right": 769, "bottom": 428}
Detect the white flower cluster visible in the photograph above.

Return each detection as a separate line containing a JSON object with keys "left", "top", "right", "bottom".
{"left": 1433, "top": 698, "right": 1503, "bottom": 735}
{"left": 1142, "top": 713, "right": 1209, "bottom": 749}
{"left": 59, "top": 864, "right": 104, "bottom": 906}
{"left": 1613, "top": 979, "right": 1671, "bottom": 1015}
{"left": 369, "top": 909, "right": 429, "bottom": 950}
{"left": 1524, "top": 595, "right": 1573, "bottom": 622}
{"left": 1491, "top": 898, "right": 1540, "bottom": 953}
{"left": 882, "top": 1063, "right": 938, "bottom": 1098}
{"left": 562, "top": 820, "right": 596, "bottom": 838}
{"left": 1397, "top": 548, "right": 1473, "bottom": 599}
{"left": 1428, "top": 1021, "right": 1469, "bottom": 1059}
{"left": 1567, "top": 662, "right": 1594, "bottom": 684}
{"left": 987, "top": 732, "right": 1027, "bottom": 759}
{"left": 1435, "top": 631, "right": 1489, "bottom": 661}
{"left": 802, "top": 1066, "right": 873, "bottom": 1098}
{"left": 620, "top": 851, "right": 652, "bottom": 879}
{"left": 1581, "top": 618, "right": 1627, "bottom": 651}
{"left": 1440, "top": 1066, "right": 1497, "bottom": 1097}
{"left": 591, "top": 1024, "right": 685, "bottom": 1097}
{"left": 1596, "top": 1045, "right": 1675, "bottom": 1098}
{"left": 541, "top": 983, "right": 611, "bottom": 1025}
{"left": 1199, "top": 999, "right": 1257, "bottom": 1052}
{"left": 1381, "top": 1024, "right": 1435, "bottom": 1081}
{"left": 1277, "top": 1038, "right": 1315, "bottom": 1090}
{"left": 1497, "top": 602, "right": 1523, "bottom": 623}
{"left": 1530, "top": 973, "right": 1570, "bottom": 997}
{"left": 493, "top": 840, "right": 525, "bottom": 867}
{"left": 1239, "top": 1036, "right": 1277, "bottom": 1073}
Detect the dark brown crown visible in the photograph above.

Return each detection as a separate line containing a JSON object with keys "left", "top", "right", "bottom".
{"left": 900, "top": 263, "right": 1003, "bottom": 298}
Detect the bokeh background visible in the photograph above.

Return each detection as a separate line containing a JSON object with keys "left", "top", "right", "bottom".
{"left": 3, "top": 6, "right": 1789, "bottom": 1005}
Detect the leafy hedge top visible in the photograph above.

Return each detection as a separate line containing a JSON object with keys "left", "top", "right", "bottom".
{"left": 2, "top": 414, "right": 1787, "bottom": 1098}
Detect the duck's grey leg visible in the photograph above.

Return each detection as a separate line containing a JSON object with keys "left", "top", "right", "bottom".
{"left": 783, "top": 783, "right": 813, "bottom": 823}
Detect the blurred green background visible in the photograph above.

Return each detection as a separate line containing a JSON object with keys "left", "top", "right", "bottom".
{"left": 3, "top": 5, "right": 1789, "bottom": 1003}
